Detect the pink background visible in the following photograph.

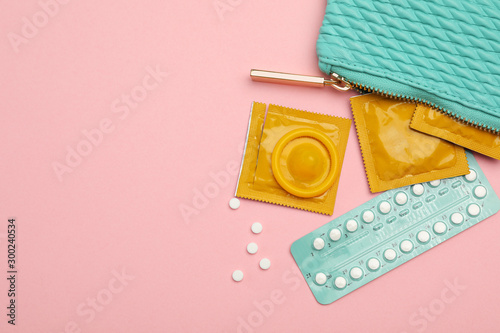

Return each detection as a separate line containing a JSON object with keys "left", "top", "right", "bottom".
{"left": 1, "top": 1, "right": 500, "bottom": 332}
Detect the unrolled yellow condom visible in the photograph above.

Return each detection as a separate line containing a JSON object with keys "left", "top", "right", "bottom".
{"left": 272, "top": 128, "right": 339, "bottom": 198}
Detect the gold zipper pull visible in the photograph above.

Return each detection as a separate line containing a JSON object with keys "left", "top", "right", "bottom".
{"left": 250, "top": 69, "right": 351, "bottom": 92}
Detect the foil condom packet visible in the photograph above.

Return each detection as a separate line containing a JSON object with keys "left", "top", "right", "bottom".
{"left": 350, "top": 94, "right": 469, "bottom": 193}
{"left": 236, "top": 102, "right": 351, "bottom": 215}
{"left": 410, "top": 104, "right": 500, "bottom": 160}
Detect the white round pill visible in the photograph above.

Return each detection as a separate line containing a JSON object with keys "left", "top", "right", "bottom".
{"left": 229, "top": 198, "right": 240, "bottom": 209}
{"left": 400, "top": 240, "right": 413, "bottom": 253}
{"left": 395, "top": 192, "right": 408, "bottom": 205}
{"left": 474, "top": 186, "right": 487, "bottom": 199}
{"left": 259, "top": 258, "right": 271, "bottom": 270}
{"left": 313, "top": 237, "right": 325, "bottom": 250}
{"left": 467, "top": 204, "right": 481, "bottom": 217}
{"left": 329, "top": 228, "right": 341, "bottom": 241}
{"left": 450, "top": 212, "right": 464, "bottom": 225}
{"left": 368, "top": 258, "right": 380, "bottom": 271}
{"left": 384, "top": 248, "right": 397, "bottom": 261}
{"left": 433, "top": 222, "right": 447, "bottom": 234}
{"left": 429, "top": 180, "right": 441, "bottom": 187}
{"left": 465, "top": 170, "right": 477, "bottom": 182}
{"left": 379, "top": 201, "right": 391, "bottom": 214}
{"left": 315, "top": 272, "right": 327, "bottom": 285}
{"left": 350, "top": 267, "right": 363, "bottom": 280}
{"left": 346, "top": 219, "right": 358, "bottom": 232}
{"left": 232, "top": 270, "right": 244, "bottom": 282}
{"left": 247, "top": 242, "right": 258, "bottom": 254}
{"left": 251, "top": 222, "right": 263, "bottom": 234}
{"left": 417, "top": 230, "right": 430, "bottom": 243}
{"left": 412, "top": 184, "right": 424, "bottom": 196}
{"left": 334, "top": 276, "right": 347, "bottom": 289}
{"left": 362, "top": 210, "right": 375, "bottom": 223}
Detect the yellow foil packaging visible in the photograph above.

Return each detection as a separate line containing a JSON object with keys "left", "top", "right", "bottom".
{"left": 236, "top": 102, "right": 351, "bottom": 215}
{"left": 410, "top": 105, "right": 500, "bottom": 160}
{"left": 350, "top": 94, "right": 469, "bottom": 193}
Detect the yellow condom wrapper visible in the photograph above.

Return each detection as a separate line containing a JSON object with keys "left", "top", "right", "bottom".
{"left": 350, "top": 94, "right": 469, "bottom": 193}
{"left": 236, "top": 102, "right": 351, "bottom": 215}
{"left": 410, "top": 105, "right": 500, "bottom": 160}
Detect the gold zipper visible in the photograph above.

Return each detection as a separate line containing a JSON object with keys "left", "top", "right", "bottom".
{"left": 250, "top": 69, "right": 498, "bottom": 134}
{"left": 250, "top": 69, "right": 351, "bottom": 91}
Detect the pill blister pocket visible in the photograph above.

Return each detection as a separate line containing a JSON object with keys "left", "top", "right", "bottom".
{"left": 291, "top": 152, "right": 500, "bottom": 305}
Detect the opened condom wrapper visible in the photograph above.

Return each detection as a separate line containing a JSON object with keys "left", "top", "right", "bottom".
{"left": 236, "top": 102, "right": 351, "bottom": 215}
{"left": 350, "top": 94, "right": 469, "bottom": 193}
{"left": 410, "top": 105, "right": 500, "bottom": 160}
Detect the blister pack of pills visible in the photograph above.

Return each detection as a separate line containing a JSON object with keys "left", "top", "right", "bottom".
{"left": 291, "top": 151, "right": 500, "bottom": 305}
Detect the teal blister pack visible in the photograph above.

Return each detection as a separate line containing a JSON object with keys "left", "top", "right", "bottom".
{"left": 291, "top": 151, "right": 500, "bottom": 305}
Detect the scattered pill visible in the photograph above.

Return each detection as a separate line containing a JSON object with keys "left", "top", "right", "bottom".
{"left": 260, "top": 258, "right": 271, "bottom": 270}
{"left": 334, "top": 276, "right": 347, "bottom": 289}
{"left": 229, "top": 198, "right": 240, "bottom": 209}
{"left": 450, "top": 212, "right": 464, "bottom": 225}
{"left": 315, "top": 273, "right": 327, "bottom": 285}
{"left": 395, "top": 192, "right": 408, "bottom": 205}
{"left": 362, "top": 210, "right": 375, "bottom": 223}
{"left": 247, "top": 242, "right": 258, "bottom": 254}
{"left": 313, "top": 237, "right": 325, "bottom": 250}
{"left": 400, "top": 240, "right": 413, "bottom": 253}
{"left": 467, "top": 203, "right": 481, "bottom": 217}
{"left": 417, "top": 230, "right": 430, "bottom": 243}
{"left": 367, "top": 258, "right": 380, "bottom": 271}
{"left": 329, "top": 228, "right": 341, "bottom": 241}
{"left": 232, "top": 270, "right": 244, "bottom": 282}
{"left": 465, "top": 170, "right": 477, "bottom": 182}
{"left": 433, "top": 222, "right": 447, "bottom": 234}
{"left": 379, "top": 201, "right": 391, "bottom": 214}
{"left": 350, "top": 267, "right": 363, "bottom": 280}
{"left": 384, "top": 248, "right": 397, "bottom": 261}
{"left": 474, "top": 186, "right": 487, "bottom": 199}
{"left": 251, "top": 222, "right": 263, "bottom": 234}
{"left": 412, "top": 184, "right": 424, "bottom": 196}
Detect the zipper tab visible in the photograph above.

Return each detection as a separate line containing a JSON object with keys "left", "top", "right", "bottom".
{"left": 250, "top": 69, "right": 351, "bottom": 92}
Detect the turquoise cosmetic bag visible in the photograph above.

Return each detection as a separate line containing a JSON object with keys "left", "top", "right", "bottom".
{"left": 317, "top": 0, "right": 500, "bottom": 133}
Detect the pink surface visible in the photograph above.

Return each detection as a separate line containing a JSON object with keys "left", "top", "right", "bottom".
{"left": 1, "top": 1, "right": 500, "bottom": 332}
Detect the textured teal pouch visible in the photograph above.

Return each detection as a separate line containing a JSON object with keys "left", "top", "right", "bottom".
{"left": 317, "top": 0, "right": 500, "bottom": 133}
